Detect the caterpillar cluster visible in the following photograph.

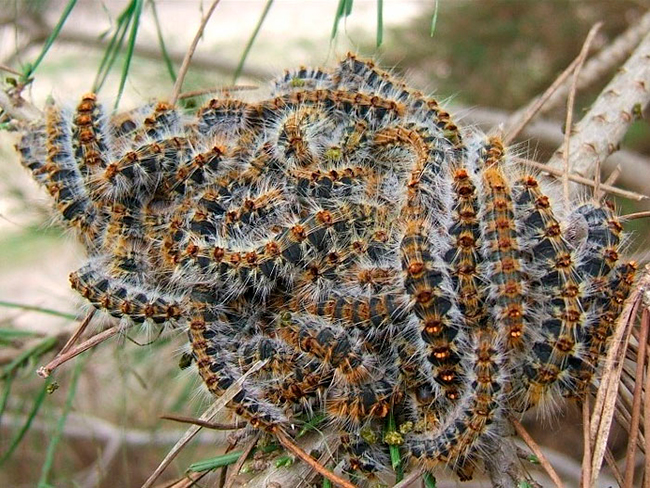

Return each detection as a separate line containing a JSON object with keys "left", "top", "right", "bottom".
{"left": 12, "top": 53, "right": 637, "bottom": 483}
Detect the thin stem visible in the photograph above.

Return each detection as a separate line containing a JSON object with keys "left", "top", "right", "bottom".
{"left": 37, "top": 325, "right": 120, "bottom": 378}
{"left": 160, "top": 414, "right": 244, "bottom": 431}
{"left": 510, "top": 416, "right": 564, "bottom": 488}
{"left": 563, "top": 23, "right": 603, "bottom": 204}
{"left": 275, "top": 429, "right": 356, "bottom": 488}
{"left": 515, "top": 157, "right": 649, "bottom": 201}
{"left": 624, "top": 307, "right": 649, "bottom": 488}
{"left": 169, "top": 0, "right": 222, "bottom": 105}
{"left": 232, "top": 0, "right": 274, "bottom": 84}
{"left": 581, "top": 397, "right": 592, "bottom": 488}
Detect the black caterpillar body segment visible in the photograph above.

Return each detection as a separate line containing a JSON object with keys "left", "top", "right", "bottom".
{"left": 513, "top": 175, "right": 587, "bottom": 406}
{"left": 445, "top": 164, "right": 487, "bottom": 331}
{"left": 43, "top": 105, "right": 101, "bottom": 244}
{"left": 12, "top": 53, "right": 638, "bottom": 484}
{"left": 69, "top": 262, "right": 183, "bottom": 324}
{"left": 401, "top": 218, "right": 464, "bottom": 401}
{"left": 477, "top": 137, "right": 527, "bottom": 351}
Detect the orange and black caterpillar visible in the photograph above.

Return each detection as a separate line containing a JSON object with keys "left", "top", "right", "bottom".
{"left": 11, "top": 53, "right": 637, "bottom": 484}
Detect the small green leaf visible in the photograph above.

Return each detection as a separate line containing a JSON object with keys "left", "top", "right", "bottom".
{"left": 274, "top": 454, "right": 294, "bottom": 468}
{"left": 297, "top": 412, "right": 326, "bottom": 438}
{"left": 423, "top": 473, "right": 437, "bottom": 488}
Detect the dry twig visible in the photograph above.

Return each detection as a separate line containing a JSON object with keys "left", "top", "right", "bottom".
{"left": 504, "top": 25, "right": 597, "bottom": 144}
{"left": 169, "top": 0, "right": 222, "bottom": 104}
{"left": 562, "top": 23, "right": 603, "bottom": 203}
{"left": 589, "top": 267, "right": 649, "bottom": 487}
{"left": 515, "top": 157, "right": 649, "bottom": 201}
{"left": 623, "top": 307, "right": 649, "bottom": 488}
{"left": 510, "top": 417, "right": 564, "bottom": 488}
{"left": 37, "top": 324, "right": 120, "bottom": 378}
{"left": 141, "top": 359, "right": 268, "bottom": 488}
{"left": 548, "top": 29, "right": 650, "bottom": 188}
{"left": 160, "top": 414, "right": 244, "bottom": 431}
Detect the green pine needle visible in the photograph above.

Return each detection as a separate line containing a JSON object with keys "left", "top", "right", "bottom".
{"left": 331, "top": 0, "right": 354, "bottom": 40}
{"left": 0, "top": 300, "right": 76, "bottom": 320}
{"left": 114, "top": 0, "right": 144, "bottom": 109}
{"left": 22, "top": 0, "right": 78, "bottom": 83}
{"left": 233, "top": 0, "right": 274, "bottom": 83}
{"left": 0, "top": 379, "right": 51, "bottom": 466}
{"left": 37, "top": 356, "right": 85, "bottom": 487}
{"left": 430, "top": 0, "right": 439, "bottom": 37}
{"left": 376, "top": 0, "right": 384, "bottom": 47}
{"left": 0, "top": 374, "right": 14, "bottom": 425}
{"left": 188, "top": 450, "right": 243, "bottom": 472}
{"left": 149, "top": 0, "right": 176, "bottom": 82}
{"left": 1, "top": 336, "right": 58, "bottom": 379}
{"left": 297, "top": 412, "right": 326, "bottom": 438}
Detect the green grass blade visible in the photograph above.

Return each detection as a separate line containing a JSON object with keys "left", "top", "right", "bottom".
{"left": 0, "top": 300, "right": 76, "bottom": 320}
{"left": 149, "top": 0, "right": 176, "bottom": 82}
{"left": 188, "top": 450, "right": 243, "bottom": 472}
{"left": 344, "top": 0, "right": 354, "bottom": 15}
{"left": 297, "top": 412, "right": 326, "bottom": 438}
{"left": 1, "top": 336, "right": 58, "bottom": 379}
{"left": 233, "top": 0, "right": 274, "bottom": 83}
{"left": 423, "top": 473, "right": 437, "bottom": 488}
{"left": 322, "top": 477, "right": 332, "bottom": 488}
{"left": 330, "top": 0, "right": 352, "bottom": 39}
{"left": 114, "top": 0, "right": 144, "bottom": 109}
{"left": 22, "top": 0, "right": 78, "bottom": 82}
{"left": 385, "top": 411, "right": 403, "bottom": 481}
{"left": 0, "top": 328, "right": 41, "bottom": 341}
{"left": 0, "top": 378, "right": 51, "bottom": 466}
{"left": 430, "top": 0, "right": 439, "bottom": 37}
{"left": 376, "top": 0, "right": 383, "bottom": 47}
{"left": 93, "top": 1, "right": 135, "bottom": 93}
{"left": 0, "top": 374, "right": 14, "bottom": 425}
{"left": 37, "top": 356, "right": 85, "bottom": 487}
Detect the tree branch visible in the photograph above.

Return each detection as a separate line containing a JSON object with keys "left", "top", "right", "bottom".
{"left": 546, "top": 30, "right": 650, "bottom": 185}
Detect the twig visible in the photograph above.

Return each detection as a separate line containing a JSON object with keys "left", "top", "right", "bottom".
{"left": 223, "top": 432, "right": 260, "bottom": 488}
{"left": 562, "top": 23, "right": 602, "bottom": 203}
{"left": 169, "top": 0, "right": 222, "bottom": 105}
{"left": 510, "top": 416, "right": 564, "bottom": 488}
{"left": 0, "top": 88, "right": 42, "bottom": 121}
{"left": 515, "top": 157, "right": 649, "bottom": 201}
{"left": 141, "top": 359, "right": 268, "bottom": 488}
{"left": 621, "top": 211, "right": 650, "bottom": 221}
{"left": 504, "top": 33, "right": 590, "bottom": 144}
{"left": 160, "top": 414, "right": 244, "bottom": 431}
{"left": 598, "top": 164, "right": 622, "bottom": 201}
{"left": 624, "top": 307, "right": 648, "bottom": 488}
{"left": 541, "top": 11, "right": 650, "bottom": 115}
{"left": 57, "top": 309, "right": 96, "bottom": 356}
{"left": 391, "top": 468, "right": 423, "bottom": 488}
{"left": 459, "top": 104, "right": 650, "bottom": 199}
{"left": 589, "top": 267, "right": 649, "bottom": 487}
{"left": 37, "top": 324, "right": 120, "bottom": 378}
{"left": 0, "top": 64, "right": 22, "bottom": 76}
{"left": 581, "top": 397, "right": 592, "bottom": 488}
{"left": 604, "top": 448, "right": 625, "bottom": 488}
{"left": 644, "top": 312, "right": 650, "bottom": 488}
{"left": 275, "top": 429, "right": 356, "bottom": 488}
{"left": 548, "top": 29, "right": 650, "bottom": 193}
{"left": 177, "top": 84, "right": 258, "bottom": 100}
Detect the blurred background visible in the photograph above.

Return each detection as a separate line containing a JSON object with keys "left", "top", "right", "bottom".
{"left": 0, "top": 1, "right": 649, "bottom": 486}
